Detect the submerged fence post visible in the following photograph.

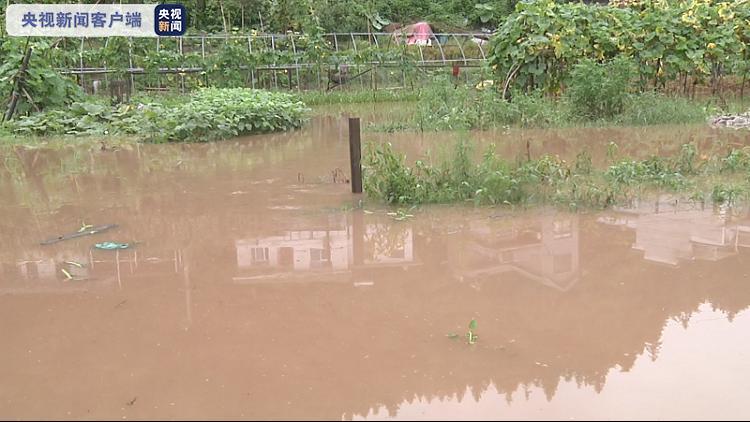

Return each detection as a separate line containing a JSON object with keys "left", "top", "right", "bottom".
{"left": 348, "top": 117, "right": 363, "bottom": 194}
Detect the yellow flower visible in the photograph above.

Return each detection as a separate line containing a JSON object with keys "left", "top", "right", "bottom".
{"left": 708, "top": 42, "right": 716, "bottom": 49}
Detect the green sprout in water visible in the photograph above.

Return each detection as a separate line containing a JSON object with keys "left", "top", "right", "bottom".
{"left": 467, "top": 319, "right": 478, "bottom": 344}
{"left": 447, "top": 319, "right": 479, "bottom": 345}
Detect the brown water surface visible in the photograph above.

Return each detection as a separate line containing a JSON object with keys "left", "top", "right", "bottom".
{"left": 1, "top": 110, "right": 750, "bottom": 420}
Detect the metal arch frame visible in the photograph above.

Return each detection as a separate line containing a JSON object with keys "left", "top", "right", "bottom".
{"left": 415, "top": 42, "right": 425, "bottom": 63}
{"left": 450, "top": 34, "right": 468, "bottom": 66}
{"left": 433, "top": 33, "right": 447, "bottom": 63}
{"left": 350, "top": 33, "right": 358, "bottom": 54}
{"left": 62, "top": 32, "right": 490, "bottom": 89}
{"left": 476, "top": 40, "right": 487, "bottom": 61}
{"left": 60, "top": 60, "right": 486, "bottom": 75}
{"left": 70, "top": 32, "right": 486, "bottom": 64}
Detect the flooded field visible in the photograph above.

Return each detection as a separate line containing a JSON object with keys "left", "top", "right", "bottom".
{"left": 2, "top": 108, "right": 750, "bottom": 420}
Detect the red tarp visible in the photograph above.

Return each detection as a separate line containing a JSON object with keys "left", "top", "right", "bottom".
{"left": 394, "top": 22, "right": 434, "bottom": 46}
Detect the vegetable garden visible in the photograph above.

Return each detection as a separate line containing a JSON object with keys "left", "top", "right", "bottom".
{"left": 490, "top": 0, "right": 750, "bottom": 99}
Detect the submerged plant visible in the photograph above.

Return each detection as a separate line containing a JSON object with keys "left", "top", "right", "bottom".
{"left": 467, "top": 319, "right": 478, "bottom": 345}
{"left": 565, "top": 57, "right": 634, "bottom": 120}
{"left": 711, "top": 184, "right": 745, "bottom": 206}
{"left": 363, "top": 139, "right": 750, "bottom": 209}
{"left": 447, "top": 319, "right": 479, "bottom": 345}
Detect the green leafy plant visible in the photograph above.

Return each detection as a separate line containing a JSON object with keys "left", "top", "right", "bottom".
{"left": 488, "top": 0, "right": 750, "bottom": 96}
{"left": 447, "top": 319, "right": 479, "bottom": 345}
{"left": 10, "top": 101, "right": 150, "bottom": 136}
{"left": 0, "top": 38, "right": 83, "bottom": 116}
{"left": 566, "top": 57, "right": 634, "bottom": 120}
{"left": 9, "top": 88, "right": 309, "bottom": 142}
{"left": 363, "top": 139, "right": 750, "bottom": 209}
{"left": 151, "top": 88, "right": 309, "bottom": 142}
{"left": 711, "top": 184, "right": 744, "bottom": 205}
{"left": 467, "top": 319, "right": 478, "bottom": 344}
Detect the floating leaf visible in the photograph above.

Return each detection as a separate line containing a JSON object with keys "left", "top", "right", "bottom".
{"left": 468, "top": 319, "right": 477, "bottom": 330}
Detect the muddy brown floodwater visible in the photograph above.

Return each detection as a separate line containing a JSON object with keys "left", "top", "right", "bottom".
{"left": 1, "top": 106, "right": 750, "bottom": 420}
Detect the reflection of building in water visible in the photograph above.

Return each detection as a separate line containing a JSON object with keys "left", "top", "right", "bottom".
{"left": 237, "top": 229, "right": 351, "bottom": 271}
{"left": 17, "top": 258, "right": 59, "bottom": 281}
{"left": 1, "top": 248, "right": 182, "bottom": 294}
{"left": 235, "top": 214, "right": 579, "bottom": 289}
{"left": 449, "top": 215, "right": 579, "bottom": 291}
{"left": 363, "top": 224, "right": 414, "bottom": 265}
{"left": 598, "top": 197, "right": 750, "bottom": 266}
{"left": 234, "top": 216, "right": 415, "bottom": 283}
{"left": 2, "top": 250, "right": 93, "bottom": 293}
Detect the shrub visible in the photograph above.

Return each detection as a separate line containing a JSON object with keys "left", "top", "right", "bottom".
{"left": 565, "top": 57, "right": 634, "bottom": 120}
{"left": 0, "top": 38, "right": 83, "bottom": 115}
{"left": 153, "top": 88, "right": 309, "bottom": 142}
{"left": 413, "top": 77, "right": 566, "bottom": 130}
{"left": 9, "top": 88, "right": 309, "bottom": 142}
{"left": 363, "top": 139, "right": 750, "bottom": 208}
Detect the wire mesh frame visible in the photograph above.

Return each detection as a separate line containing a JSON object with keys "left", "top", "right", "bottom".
{"left": 64, "top": 32, "right": 490, "bottom": 92}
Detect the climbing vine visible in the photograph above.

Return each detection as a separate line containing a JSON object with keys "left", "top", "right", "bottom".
{"left": 489, "top": 0, "right": 750, "bottom": 96}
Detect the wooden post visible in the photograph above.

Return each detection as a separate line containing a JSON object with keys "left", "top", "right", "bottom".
{"left": 3, "top": 41, "right": 32, "bottom": 122}
{"left": 348, "top": 117, "right": 363, "bottom": 194}
{"left": 352, "top": 207, "right": 364, "bottom": 266}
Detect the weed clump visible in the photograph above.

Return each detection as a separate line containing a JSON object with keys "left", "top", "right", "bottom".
{"left": 565, "top": 57, "right": 633, "bottom": 120}
{"left": 363, "top": 140, "right": 750, "bottom": 208}
{"left": 368, "top": 75, "right": 711, "bottom": 132}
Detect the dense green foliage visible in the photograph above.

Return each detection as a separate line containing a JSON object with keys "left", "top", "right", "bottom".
{"left": 413, "top": 77, "right": 565, "bottom": 129}
{"left": 565, "top": 57, "right": 634, "bottom": 120}
{"left": 7, "top": 88, "right": 308, "bottom": 142}
{"left": 0, "top": 0, "right": 498, "bottom": 109}
{"left": 0, "top": 1, "right": 741, "bottom": 139}
{"left": 363, "top": 139, "right": 750, "bottom": 207}
{"left": 620, "top": 92, "right": 710, "bottom": 125}
{"left": 10, "top": 101, "right": 148, "bottom": 136}
{"left": 0, "top": 38, "right": 83, "bottom": 115}
{"left": 0, "top": 26, "right": 432, "bottom": 107}
{"left": 156, "top": 88, "right": 309, "bottom": 141}
{"left": 489, "top": 0, "right": 750, "bottom": 95}
{"left": 367, "top": 75, "right": 711, "bottom": 131}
